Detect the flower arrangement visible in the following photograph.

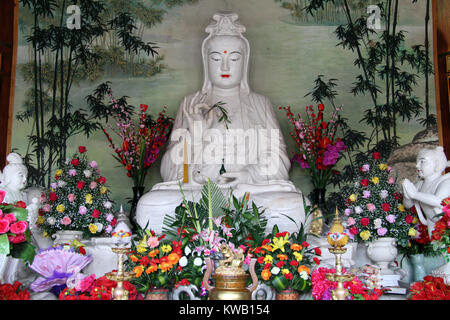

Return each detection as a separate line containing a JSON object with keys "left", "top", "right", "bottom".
{"left": 59, "top": 274, "right": 139, "bottom": 300}
{"left": 430, "top": 198, "right": 450, "bottom": 262}
{"left": 250, "top": 225, "right": 321, "bottom": 293}
{"left": 343, "top": 152, "right": 411, "bottom": 247}
{"left": 38, "top": 146, "right": 117, "bottom": 239}
{"left": 311, "top": 267, "right": 385, "bottom": 300}
{"left": 101, "top": 90, "right": 173, "bottom": 188}
{"left": 408, "top": 275, "right": 450, "bottom": 300}
{"left": 279, "top": 103, "right": 347, "bottom": 189}
{"left": 126, "top": 227, "right": 182, "bottom": 293}
{"left": 0, "top": 190, "right": 35, "bottom": 264}
{"left": 0, "top": 281, "right": 30, "bottom": 300}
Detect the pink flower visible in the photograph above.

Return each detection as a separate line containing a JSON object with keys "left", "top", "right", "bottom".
{"left": 0, "top": 190, "right": 5, "bottom": 203}
{"left": 78, "top": 206, "right": 87, "bottom": 215}
{"left": 61, "top": 216, "right": 72, "bottom": 225}
{"left": 68, "top": 169, "right": 77, "bottom": 176}
{"left": 347, "top": 217, "right": 356, "bottom": 226}
{"left": 67, "top": 194, "right": 76, "bottom": 202}
{"left": 105, "top": 225, "right": 113, "bottom": 233}
{"left": 90, "top": 181, "right": 97, "bottom": 189}
{"left": 0, "top": 219, "right": 9, "bottom": 234}
{"left": 89, "top": 161, "right": 98, "bottom": 169}
{"left": 3, "top": 214, "right": 16, "bottom": 224}
{"left": 147, "top": 236, "right": 160, "bottom": 249}
{"left": 8, "top": 233, "right": 26, "bottom": 244}
{"left": 361, "top": 164, "right": 370, "bottom": 172}
{"left": 42, "top": 204, "right": 51, "bottom": 212}
{"left": 10, "top": 221, "right": 28, "bottom": 234}
{"left": 344, "top": 208, "right": 352, "bottom": 216}
{"left": 387, "top": 177, "right": 395, "bottom": 185}
{"left": 77, "top": 274, "right": 96, "bottom": 292}
{"left": 106, "top": 214, "right": 114, "bottom": 222}
{"left": 386, "top": 214, "right": 396, "bottom": 223}
{"left": 363, "top": 190, "right": 371, "bottom": 198}
{"left": 366, "top": 203, "right": 376, "bottom": 212}
{"left": 377, "top": 228, "right": 388, "bottom": 236}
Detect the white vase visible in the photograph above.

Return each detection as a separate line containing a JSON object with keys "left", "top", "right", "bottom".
{"left": 366, "top": 237, "right": 398, "bottom": 275}
{"left": 52, "top": 230, "right": 84, "bottom": 245}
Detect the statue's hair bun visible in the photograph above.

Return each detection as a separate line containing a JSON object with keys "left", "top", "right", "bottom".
{"left": 6, "top": 153, "right": 23, "bottom": 165}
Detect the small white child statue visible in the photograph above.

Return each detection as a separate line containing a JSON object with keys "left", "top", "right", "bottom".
{"left": 402, "top": 147, "right": 450, "bottom": 237}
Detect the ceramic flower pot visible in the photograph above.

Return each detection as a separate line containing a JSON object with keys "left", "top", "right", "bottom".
{"left": 52, "top": 230, "right": 84, "bottom": 245}
{"left": 145, "top": 287, "right": 170, "bottom": 300}
{"left": 366, "top": 237, "right": 398, "bottom": 275}
{"left": 410, "top": 253, "right": 426, "bottom": 282}
{"left": 276, "top": 288, "right": 299, "bottom": 300}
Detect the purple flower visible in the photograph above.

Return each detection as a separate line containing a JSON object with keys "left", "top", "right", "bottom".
{"left": 386, "top": 214, "right": 396, "bottom": 223}
{"left": 361, "top": 164, "right": 370, "bottom": 172}
{"left": 363, "top": 190, "right": 371, "bottom": 198}
{"left": 377, "top": 227, "right": 388, "bottom": 236}
{"left": 68, "top": 169, "right": 77, "bottom": 176}
{"left": 344, "top": 208, "right": 352, "bottom": 216}
{"left": 321, "top": 288, "right": 333, "bottom": 300}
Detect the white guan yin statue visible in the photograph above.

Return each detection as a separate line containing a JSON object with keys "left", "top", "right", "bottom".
{"left": 0, "top": 153, "right": 51, "bottom": 284}
{"left": 402, "top": 146, "right": 450, "bottom": 238}
{"left": 136, "top": 12, "right": 308, "bottom": 235}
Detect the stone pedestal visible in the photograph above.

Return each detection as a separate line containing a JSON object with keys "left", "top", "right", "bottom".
{"left": 82, "top": 237, "right": 119, "bottom": 277}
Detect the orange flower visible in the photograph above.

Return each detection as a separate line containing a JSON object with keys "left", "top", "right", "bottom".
{"left": 277, "top": 254, "right": 288, "bottom": 261}
{"left": 145, "top": 264, "right": 158, "bottom": 274}
{"left": 262, "top": 245, "right": 272, "bottom": 252}
{"left": 129, "top": 255, "right": 139, "bottom": 263}
{"left": 261, "top": 269, "right": 271, "bottom": 281}
{"left": 133, "top": 265, "right": 144, "bottom": 278}
{"left": 168, "top": 252, "right": 180, "bottom": 265}
{"left": 297, "top": 265, "right": 310, "bottom": 274}
{"left": 160, "top": 262, "right": 173, "bottom": 272}
{"left": 290, "top": 243, "right": 303, "bottom": 251}
{"left": 148, "top": 249, "right": 159, "bottom": 258}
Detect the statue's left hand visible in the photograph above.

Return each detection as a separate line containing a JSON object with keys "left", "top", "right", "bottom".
{"left": 217, "top": 171, "right": 249, "bottom": 188}
{"left": 402, "top": 179, "right": 417, "bottom": 199}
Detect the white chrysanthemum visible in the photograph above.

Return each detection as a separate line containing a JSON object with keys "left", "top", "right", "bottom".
{"left": 300, "top": 271, "right": 309, "bottom": 280}
{"left": 179, "top": 256, "right": 188, "bottom": 267}
{"left": 94, "top": 223, "right": 103, "bottom": 232}
{"left": 355, "top": 206, "right": 363, "bottom": 214}
{"left": 193, "top": 257, "right": 203, "bottom": 267}
{"left": 271, "top": 267, "right": 280, "bottom": 275}
{"left": 47, "top": 217, "right": 56, "bottom": 225}
{"left": 57, "top": 180, "right": 66, "bottom": 188}
{"left": 83, "top": 170, "right": 92, "bottom": 178}
{"left": 374, "top": 218, "right": 382, "bottom": 229}
{"left": 103, "top": 201, "right": 112, "bottom": 209}
{"left": 184, "top": 246, "right": 192, "bottom": 256}
{"left": 380, "top": 190, "right": 389, "bottom": 199}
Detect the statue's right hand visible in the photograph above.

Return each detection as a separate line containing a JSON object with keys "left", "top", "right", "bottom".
{"left": 186, "top": 103, "right": 214, "bottom": 129}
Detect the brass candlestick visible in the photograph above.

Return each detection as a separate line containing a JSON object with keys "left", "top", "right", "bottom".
{"left": 105, "top": 247, "right": 135, "bottom": 300}
{"left": 325, "top": 208, "right": 355, "bottom": 300}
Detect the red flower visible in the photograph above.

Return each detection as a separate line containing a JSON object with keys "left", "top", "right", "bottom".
{"left": 257, "top": 256, "right": 265, "bottom": 264}
{"left": 405, "top": 215, "right": 414, "bottom": 224}
{"left": 372, "top": 152, "right": 381, "bottom": 160}
{"left": 78, "top": 247, "right": 86, "bottom": 255}
{"left": 111, "top": 218, "right": 117, "bottom": 227}
{"left": 360, "top": 179, "right": 369, "bottom": 187}
{"left": 289, "top": 260, "right": 299, "bottom": 267}
{"left": 318, "top": 104, "right": 325, "bottom": 111}
{"left": 139, "top": 256, "right": 150, "bottom": 266}
{"left": 381, "top": 203, "right": 391, "bottom": 212}
{"left": 302, "top": 241, "right": 310, "bottom": 248}
{"left": 263, "top": 263, "right": 272, "bottom": 269}
{"left": 76, "top": 181, "right": 85, "bottom": 190}
{"left": 314, "top": 247, "right": 322, "bottom": 256}
{"left": 275, "top": 231, "right": 289, "bottom": 238}
{"left": 140, "top": 104, "right": 148, "bottom": 112}
{"left": 78, "top": 146, "right": 87, "bottom": 153}
{"left": 262, "top": 239, "right": 271, "bottom": 246}
{"left": 276, "top": 261, "right": 285, "bottom": 268}
{"left": 92, "top": 209, "right": 101, "bottom": 219}
{"left": 284, "top": 273, "right": 293, "bottom": 281}
{"left": 14, "top": 201, "right": 27, "bottom": 208}
{"left": 360, "top": 218, "right": 370, "bottom": 227}
{"left": 98, "top": 177, "right": 106, "bottom": 184}
{"left": 49, "top": 192, "right": 58, "bottom": 202}
{"left": 71, "top": 158, "right": 80, "bottom": 166}
{"left": 313, "top": 257, "right": 321, "bottom": 265}
{"left": 349, "top": 227, "right": 358, "bottom": 235}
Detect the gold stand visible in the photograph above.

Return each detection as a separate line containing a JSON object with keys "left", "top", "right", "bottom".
{"left": 105, "top": 247, "right": 135, "bottom": 300}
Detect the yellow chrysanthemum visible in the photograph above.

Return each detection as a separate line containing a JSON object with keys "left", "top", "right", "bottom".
{"left": 55, "top": 169, "right": 63, "bottom": 176}
{"left": 271, "top": 234, "right": 289, "bottom": 252}
{"left": 281, "top": 269, "right": 290, "bottom": 275}
{"left": 371, "top": 177, "right": 379, "bottom": 185}
{"left": 408, "top": 228, "right": 417, "bottom": 237}
{"left": 293, "top": 252, "right": 303, "bottom": 262}
{"left": 100, "top": 186, "right": 107, "bottom": 194}
{"left": 360, "top": 230, "right": 371, "bottom": 241}
{"left": 37, "top": 216, "right": 45, "bottom": 225}
{"left": 43, "top": 231, "right": 49, "bottom": 238}
{"left": 161, "top": 244, "right": 172, "bottom": 253}
{"left": 85, "top": 193, "right": 93, "bottom": 205}
{"left": 263, "top": 255, "right": 273, "bottom": 264}
{"left": 56, "top": 204, "right": 65, "bottom": 213}
{"left": 349, "top": 194, "right": 357, "bottom": 202}
{"left": 88, "top": 223, "right": 98, "bottom": 234}
{"left": 398, "top": 204, "right": 405, "bottom": 212}
{"left": 136, "top": 246, "right": 147, "bottom": 254}
{"left": 378, "top": 163, "right": 388, "bottom": 171}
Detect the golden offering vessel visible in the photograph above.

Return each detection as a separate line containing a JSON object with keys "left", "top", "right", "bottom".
{"left": 105, "top": 247, "right": 135, "bottom": 300}
{"left": 203, "top": 243, "right": 258, "bottom": 300}
{"left": 325, "top": 208, "right": 354, "bottom": 300}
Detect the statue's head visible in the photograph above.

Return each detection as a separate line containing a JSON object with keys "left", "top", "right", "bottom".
{"left": 416, "top": 146, "right": 449, "bottom": 178}
{"left": 201, "top": 12, "right": 250, "bottom": 94}
{"left": 0, "top": 153, "right": 27, "bottom": 191}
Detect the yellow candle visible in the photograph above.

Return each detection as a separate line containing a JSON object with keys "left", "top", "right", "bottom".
{"left": 183, "top": 138, "right": 189, "bottom": 183}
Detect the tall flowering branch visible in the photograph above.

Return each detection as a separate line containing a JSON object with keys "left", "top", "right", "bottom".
{"left": 101, "top": 88, "right": 173, "bottom": 188}
{"left": 279, "top": 103, "right": 347, "bottom": 189}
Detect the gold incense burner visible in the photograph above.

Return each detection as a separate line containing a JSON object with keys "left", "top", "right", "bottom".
{"left": 105, "top": 247, "right": 135, "bottom": 300}
{"left": 203, "top": 244, "right": 258, "bottom": 300}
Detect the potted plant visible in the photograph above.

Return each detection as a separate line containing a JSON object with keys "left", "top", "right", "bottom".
{"left": 38, "top": 146, "right": 117, "bottom": 242}
{"left": 343, "top": 152, "right": 412, "bottom": 274}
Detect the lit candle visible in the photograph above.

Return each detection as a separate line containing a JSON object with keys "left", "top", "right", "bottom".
{"left": 183, "top": 138, "right": 189, "bottom": 183}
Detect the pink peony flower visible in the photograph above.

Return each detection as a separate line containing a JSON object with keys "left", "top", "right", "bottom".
{"left": 387, "top": 177, "right": 395, "bottom": 185}
{"left": 10, "top": 221, "right": 28, "bottom": 234}
{"left": 347, "top": 217, "right": 356, "bottom": 226}
{"left": 386, "top": 214, "right": 396, "bottom": 223}
{"left": 0, "top": 219, "right": 10, "bottom": 234}
{"left": 67, "top": 194, "right": 76, "bottom": 202}
{"left": 366, "top": 203, "right": 376, "bottom": 212}
{"left": 89, "top": 161, "right": 98, "bottom": 168}
{"left": 61, "top": 216, "right": 72, "bottom": 225}
{"left": 363, "top": 190, "right": 371, "bottom": 198}
{"left": 361, "top": 164, "right": 370, "bottom": 172}
{"left": 377, "top": 228, "right": 388, "bottom": 236}
{"left": 79, "top": 206, "right": 87, "bottom": 215}
{"left": 90, "top": 181, "right": 97, "bottom": 189}
{"left": 147, "top": 236, "right": 160, "bottom": 249}
{"left": 8, "top": 233, "right": 26, "bottom": 244}
{"left": 3, "top": 213, "right": 16, "bottom": 224}
{"left": 68, "top": 169, "right": 77, "bottom": 176}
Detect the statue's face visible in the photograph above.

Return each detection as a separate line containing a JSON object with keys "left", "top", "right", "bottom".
{"left": 416, "top": 155, "right": 436, "bottom": 178}
{"left": 207, "top": 36, "right": 245, "bottom": 90}
{"left": 8, "top": 169, "right": 27, "bottom": 191}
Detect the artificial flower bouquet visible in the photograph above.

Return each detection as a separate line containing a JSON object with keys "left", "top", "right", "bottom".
{"left": 343, "top": 152, "right": 411, "bottom": 247}
{"left": 38, "top": 146, "right": 117, "bottom": 239}
{"left": 0, "top": 190, "right": 35, "bottom": 264}
{"left": 430, "top": 197, "right": 450, "bottom": 262}
{"left": 59, "top": 274, "right": 139, "bottom": 300}
{"left": 311, "top": 267, "right": 385, "bottom": 300}
{"left": 0, "top": 281, "right": 30, "bottom": 300}
{"left": 250, "top": 225, "right": 321, "bottom": 294}
{"left": 127, "top": 226, "right": 182, "bottom": 293}
{"left": 408, "top": 275, "right": 450, "bottom": 300}
{"left": 279, "top": 103, "right": 347, "bottom": 189}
